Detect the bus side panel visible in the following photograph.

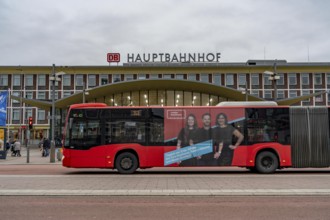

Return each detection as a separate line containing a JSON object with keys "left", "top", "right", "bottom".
{"left": 62, "top": 148, "right": 71, "bottom": 167}
{"left": 232, "top": 143, "right": 292, "bottom": 167}
{"left": 64, "top": 146, "right": 106, "bottom": 168}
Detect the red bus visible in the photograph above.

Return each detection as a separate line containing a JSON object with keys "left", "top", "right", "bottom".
{"left": 62, "top": 102, "right": 330, "bottom": 174}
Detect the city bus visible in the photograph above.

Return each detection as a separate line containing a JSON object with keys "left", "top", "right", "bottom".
{"left": 62, "top": 102, "right": 330, "bottom": 174}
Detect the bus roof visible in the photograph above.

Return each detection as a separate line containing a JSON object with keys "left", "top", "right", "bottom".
{"left": 216, "top": 101, "right": 278, "bottom": 107}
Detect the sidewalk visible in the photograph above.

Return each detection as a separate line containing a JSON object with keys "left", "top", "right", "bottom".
{"left": 0, "top": 146, "right": 62, "bottom": 165}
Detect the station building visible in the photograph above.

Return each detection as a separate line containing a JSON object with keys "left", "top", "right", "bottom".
{"left": 1, "top": 59, "right": 330, "bottom": 142}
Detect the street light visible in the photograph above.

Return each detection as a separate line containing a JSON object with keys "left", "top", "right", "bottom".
{"left": 264, "top": 61, "right": 280, "bottom": 102}
{"left": 82, "top": 82, "right": 89, "bottom": 103}
{"left": 50, "top": 64, "right": 66, "bottom": 163}
{"left": 238, "top": 87, "right": 248, "bottom": 101}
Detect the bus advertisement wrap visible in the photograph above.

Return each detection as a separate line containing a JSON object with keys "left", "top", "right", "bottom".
{"left": 164, "top": 140, "right": 213, "bottom": 166}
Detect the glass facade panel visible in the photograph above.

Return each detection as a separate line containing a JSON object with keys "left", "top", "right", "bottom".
{"left": 226, "top": 74, "right": 234, "bottom": 86}
{"left": 13, "top": 75, "right": 21, "bottom": 86}
{"left": 25, "top": 75, "right": 33, "bottom": 86}
{"left": 38, "top": 75, "right": 46, "bottom": 86}
{"left": 166, "top": 90, "right": 174, "bottom": 106}
{"left": 76, "top": 75, "right": 83, "bottom": 86}
{"left": 301, "top": 73, "right": 309, "bottom": 85}
{"left": 200, "top": 74, "right": 208, "bottom": 83}
{"left": 238, "top": 74, "right": 246, "bottom": 86}
{"left": 288, "top": 74, "right": 297, "bottom": 85}
{"left": 251, "top": 74, "right": 259, "bottom": 85}
{"left": 63, "top": 75, "right": 71, "bottom": 86}
{"left": 88, "top": 75, "right": 96, "bottom": 87}
{"left": 213, "top": 73, "right": 221, "bottom": 85}
{"left": 314, "top": 73, "right": 322, "bottom": 85}
{"left": 0, "top": 75, "right": 8, "bottom": 86}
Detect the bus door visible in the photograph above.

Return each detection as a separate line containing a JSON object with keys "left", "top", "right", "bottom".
{"left": 68, "top": 110, "right": 106, "bottom": 168}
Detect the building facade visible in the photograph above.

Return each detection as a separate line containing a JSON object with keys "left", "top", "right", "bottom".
{"left": 1, "top": 59, "right": 330, "bottom": 142}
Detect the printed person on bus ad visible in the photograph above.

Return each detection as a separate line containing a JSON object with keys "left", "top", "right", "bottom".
{"left": 176, "top": 113, "right": 198, "bottom": 166}
{"left": 212, "top": 113, "right": 244, "bottom": 166}
{"left": 195, "top": 113, "right": 215, "bottom": 166}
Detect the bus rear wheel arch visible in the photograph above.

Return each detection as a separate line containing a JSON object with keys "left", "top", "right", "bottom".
{"left": 115, "top": 151, "right": 139, "bottom": 174}
{"left": 255, "top": 151, "right": 279, "bottom": 174}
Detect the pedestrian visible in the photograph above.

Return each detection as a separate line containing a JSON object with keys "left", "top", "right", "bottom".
{"left": 0, "top": 138, "right": 4, "bottom": 151}
{"left": 42, "top": 137, "right": 51, "bottom": 157}
{"left": 13, "top": 139, "right": 21, "bottom": 157}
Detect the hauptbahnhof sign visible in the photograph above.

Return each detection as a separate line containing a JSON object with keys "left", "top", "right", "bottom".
{"left": 107, "top": 53, "right": 221, "bottom": 63}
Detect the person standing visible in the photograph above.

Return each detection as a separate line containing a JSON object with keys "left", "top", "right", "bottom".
{"left": 195, "top": 113, "right": 214, "bottom": 166}
{"left": 42, "top": 137, "right": 51, "bottom": 157}
{"left": 213, "top": 113, "right": 244, "bottom": 166}
{"left": 13, "top": 139, "right": 21, "bottom": 157}
{"left": 176, "top": 114, "right": 198, "bottom": 166}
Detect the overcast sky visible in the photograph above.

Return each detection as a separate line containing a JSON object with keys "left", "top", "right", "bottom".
{"left": 0, "top": 0, "right": 329, "bottom": 66}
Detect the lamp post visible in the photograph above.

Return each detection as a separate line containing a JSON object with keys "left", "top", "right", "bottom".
{"left": 82, "top": 82, "right": 89, "bottom": 103}
{"left": 49, "top": 64, "right": 66, "bottom": 163}
{"left": 239, "top": 86, "right": 248, "bottom": 101}
{"left": 264, "top": 61, "right": 280, "bottom": 102}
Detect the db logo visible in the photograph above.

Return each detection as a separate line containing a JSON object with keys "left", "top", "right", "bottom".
{"left": 107, "top": 53, "right": 120, "bottom": 62}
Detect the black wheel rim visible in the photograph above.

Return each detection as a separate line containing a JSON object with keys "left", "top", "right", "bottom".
{"left": 121, "top": 157, "right": 133, "bottom": 170}
{"left": 261, "top": 156, "right": 273, "bottom": 169}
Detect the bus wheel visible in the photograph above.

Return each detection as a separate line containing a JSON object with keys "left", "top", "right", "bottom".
{"left": 255, "top": 151, "right": 278, "bottom": 174}
{"left": 115, "top": 152, "right": 138, "bottom": 174}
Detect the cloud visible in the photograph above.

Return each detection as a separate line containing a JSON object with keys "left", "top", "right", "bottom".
{"left": 0, "top": 0, "right": 329, "bottom": 65}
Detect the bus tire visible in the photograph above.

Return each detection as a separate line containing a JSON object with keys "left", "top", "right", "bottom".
{"left": 115, "top": 152, "right": 138, "bottom": 174}
{"left": 255, "top": 151, "right": 278, "bottom": 174}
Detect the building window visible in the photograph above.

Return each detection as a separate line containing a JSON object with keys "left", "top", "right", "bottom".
{"left": 238, "top": 74, "right": 246, "bottom": 86}
{"left": 213, "top": 73, "right": 221, "bottom": 85}
{"left": 37, "top": 109, "right": 46, "bottom": 120}
{"left": 301, "top": 73, "right": 309, "bottom": 85}
{"left": 149, "top": 74, "right": 158, "bottom": 79}
{"left": 277, "top": 90, "right": 285, "bottom": 99}
{"left": 12, "top": 109, "right": 20, "bottom": 120}
{"left": 75, "top": 75, "right": 84, "bottom": 86}
{"left": 125, "top": 74, "right": 134, "bottom": 81}
{"left": 26, "top": 109, "right": 33, "bottom": 118}
{"left": 63, "top": 91, "right": 72, "bottom": 98}
{"left": 163, "top": 74, "right": 172, "bottom": 79}
{"left": 264, "top": 75, "right": 271, "bottom": 85}
{"left": 100, "top": 75, "right": 108, "bottom": 85}
{"left": 302, "top": 90, "right": 310, "bottom": 102}
{"left": 0, "top": 75, "right": 8, "bottom": 86}
{"left": 25, "top": 75, "right": 33, "bottom": 86}
{"left": 138, "top": 74, "right": 146, "bottom": 80}
{"left": 226, "top": 74, "right": 234, "bottom": 86}
{"left": 288, "top": 74, "right": 297, "bottom": 85}
{"left": 88, "top": 75, "right": 96, "bottom": 87}
{"left": 38, "top": 92, "right": 46, "bottom": 100}
{"left": 63, "top": 75, "right": 71, "bottom": 86}
{"left": 113, "top": 74, "right": 121, "bottom": 82}
{"left": 276, "top": 73, "right": 284, "bottom": 85}
{"left": 250, "top": 90, "right": 259, "bottom": 97}
{"left": 314, "top": 73, "right": 322, "bottom": 85}
{"left": 327, "top": 73, "right": 330, "bottom": 85}
{"left": 315, "top": 90, "right": 323, "bottom": 102}
{"left": 176, "top": 74, "right": 184, "bottom": 80}
{"left": 251, "top": 74, "right": 259, "bottom": 85}
{"left": 38, "top": 75, "right": 46, "bottom": 86}
{"left": 188, "top": 74, "right": 196, "bottom": 81}
{"left": 13, "top": 75, "right": 21, "bottom": 86}
{"left": 12, "top": 91, "right": 20, "bottom": 103}
{"left": 26, "top": 91, "right": 33, "bottom": 99}
{"left": 289, "top": 90, "right": 297, "bottom": 98}
{"left": 200, "top": 74, "right": 209, "bottom": 83}
{"left": 264, "top": 91, "right": 272, "bottom": 99}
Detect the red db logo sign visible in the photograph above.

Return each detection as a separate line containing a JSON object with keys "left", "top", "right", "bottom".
{"left": 107, "top": 53, "right": 120, "bottom": 62}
